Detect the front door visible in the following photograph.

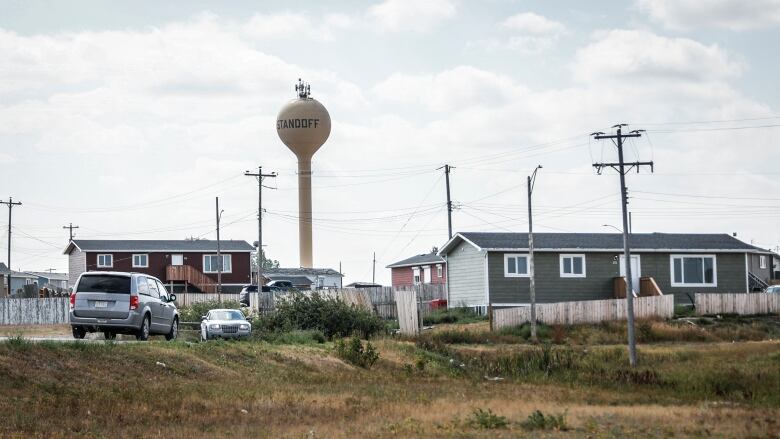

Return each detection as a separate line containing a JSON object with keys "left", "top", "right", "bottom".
{"left": 619, "top": 255, "right": 641, "bottom": 294}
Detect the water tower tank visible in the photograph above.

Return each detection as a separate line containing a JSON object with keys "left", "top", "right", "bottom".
{"left": 276, "top": 79, "right": 331, "bottom": 268}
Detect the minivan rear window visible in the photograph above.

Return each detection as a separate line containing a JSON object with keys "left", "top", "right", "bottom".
{"left": 76, "top": 275, "right": 131, "bottom": 294}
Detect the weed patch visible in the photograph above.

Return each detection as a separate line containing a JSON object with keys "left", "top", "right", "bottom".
{"left": 466, "top": 408, "right": 508, "bottom": 429}
{"left": 521, "top": 410, "right": 568, "bottom": 431}
{"left": 335, "top": 336, "right": 379, "bottom": 369}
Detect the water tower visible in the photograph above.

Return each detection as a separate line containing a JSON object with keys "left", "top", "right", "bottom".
{"left": 276, "top": 79, "right": 331, "bottom": 268}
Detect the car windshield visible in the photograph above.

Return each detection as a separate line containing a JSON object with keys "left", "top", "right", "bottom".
{"left": 210, "top": 310, "right": 244, "bottom": 321}
{"left": 77, "top": 275, "right": 131, "bottom": 294}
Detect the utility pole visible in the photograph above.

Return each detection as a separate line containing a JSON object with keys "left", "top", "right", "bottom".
{"left": 1, "top": 198, "right": 22, "bottom": 297}
{"left": 438, "top": 164, "right": 455, "bottom": 239}
{"left": 62, "top": 222, "right": 79, "bottom": 242}
{"left": 245, "top": 166, "right": 277, "bottom": 286}
{"left": 372, "top": 252, "right": 376, "bottom": 284}
{"left": 215, "top": 197, "right": 223, "bottom": 303}
{"left": 592, "top": 124, "right": 653, "bottom": 367}
{"left": 527, "top": 165, "right": 542, "bottom": 342}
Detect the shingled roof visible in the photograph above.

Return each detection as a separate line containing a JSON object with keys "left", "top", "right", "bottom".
{"left": 64, "top": 239, "right": 254, "bottom": 254}
{"left": 440, "top": 232, "right": 770, "bottom": 254}
{"left": 387, "top": 253, "right": 445, "bottom": 268}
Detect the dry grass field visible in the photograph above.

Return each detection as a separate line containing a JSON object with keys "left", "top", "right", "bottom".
{"left": 0, "top": 318, "right": 779, "bottom": 438}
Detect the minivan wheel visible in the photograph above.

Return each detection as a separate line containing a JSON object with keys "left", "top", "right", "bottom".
{"left": 103, "top": 331, "right": 116, "bottom": 340}
{"left": 165, "top": 318, "right": 178, "bottom": 341}
{"left": 72, "top": 326, "right": 86, "bottom": 339}
{"left": 136, "top": 315, "right": 151, "bottom": 341}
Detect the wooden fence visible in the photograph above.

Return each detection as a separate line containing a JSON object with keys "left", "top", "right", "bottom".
{"left": 395, "top": 289, "right": 420, "bottom": 335}
{"left": 174, "top": 293, "right": 241, "bottom": 308}
{"left": 0, "top": 298, "right": 70, "bottom": 325}
{"left": 695, "top": 293, "right": 780, "bottom": 316}
{"left": 492, "top": 295, "right": 674, "bottom": 330}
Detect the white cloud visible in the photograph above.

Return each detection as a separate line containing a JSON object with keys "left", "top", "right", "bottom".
{"left": 373, "top": 66, "right": 527, "bottom": 111}
{"left": 637, "top": 0, "right": 780, "bottom": 30}
{"left": 573, "top": 29, "right": 743, "bottom": 83}
{"left": 501, "top": 12, "right": 566, "bottom": 35}
{"left": 241, "top": 12, "right": 354, "bottom": 41}
{"left": 367, "top": 0, "right": 456, "bottom": 32}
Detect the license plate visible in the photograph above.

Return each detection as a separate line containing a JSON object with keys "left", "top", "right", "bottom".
{"left": 95, "top": 301, "right": 108, "bottom": 308}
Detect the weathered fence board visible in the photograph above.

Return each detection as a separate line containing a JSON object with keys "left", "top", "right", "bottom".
{"left": 395, "top": 289, "right": 420, "bottom": 335}
{"left": 174, "top": 293, "right": 241, "bottom": 308}
{"left": 695, "top": 293, "right": 780, "bottom": 316}
{"left": 493, "top": 295, "right": 674, "bottom": 330}
{"left": 0, "top": 298, "right": 70, "bottom": 325}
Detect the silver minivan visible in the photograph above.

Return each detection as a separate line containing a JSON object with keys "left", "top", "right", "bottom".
{"left": 70, "top": 272, "right": 179, "bottom": 341}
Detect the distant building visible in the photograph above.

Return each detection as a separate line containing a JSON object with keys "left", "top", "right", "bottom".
{"left": 386, "top": 250, "right": 446, "bottom": 288}
{"left": 345, "top": 281, "right": 382, "bottom": 289}
{"left": 0, "top": 263, "right": 38, "bottom": 296}
{"left": 260, "top": 267, "right": 343, "bottom": 290}
{"left": 24, "top": 271, "right": 69, "bottom": 290}
{"left": 64, "top": 239, "right": 254, "bottom": 293}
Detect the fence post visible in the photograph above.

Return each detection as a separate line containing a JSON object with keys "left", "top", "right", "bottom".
{"left": 488, "top": 303, "right": 493, "bottom": 332}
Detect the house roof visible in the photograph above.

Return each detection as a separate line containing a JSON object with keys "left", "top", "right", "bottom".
{"left": 387, "top": 253, "right": 445, "bottom": 268}
{"left": 24, "top": 272, "right": 69, "bottom": 281}
{"left": 439, "top": 232, "right": 771, "bottom": 254}
{"left": 0, "top": 263, "right": 37, "bottom": 278}
{"left": 262, "top": 267, "right": 343, "bottom": 277}
{"left": 345, "top": 282, "right": 382, "bottom": 288}
{"left": 64, "top": 239, "right": 254, "bottom": 254}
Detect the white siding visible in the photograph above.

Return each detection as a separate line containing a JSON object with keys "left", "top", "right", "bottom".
{"left": 68, "top": 249, "right": 86, "bottom": 287}
{"left": 446, "top": 240, "right": 486, "bottom": 307}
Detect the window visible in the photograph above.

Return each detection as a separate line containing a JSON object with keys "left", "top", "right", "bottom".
{"left": 78, "top": 275, "right": 131, "bottom": 294}
{"left": 437, "top": 264, "right": 443, "bottom": 278}
{"left": 156, "top": 280, "right": 169, "bottom": 302}
{"left": 171, "top": 254, "right": 184, "bottom": 266}
{"left": 132, "top": 254, "right": 148, "bottom": 268}
{"left": 97, "top": 254, "right": 113, "bottom": 268}
{"left": 146, "top": 278, "right": 160, "bottom": 299}
{"left": 671, "top": 255, "right": 716, "bottom": 287}
{"left": 760, "top": 255, "right": 767, "bottom": 269}
{"left": 137, "top": 276, "right": 149, "bottom": 296}
{"left": 560, "top": 254, "right": 586, "bottom": 278}
{"left": 504, "top": 254, "right": 529, "bottom": 277}
{"left": 413, "top": 267, "right": 421, "bottom": 285}
{"left": 203, "top": 254, "right": 232, "bottom": 273}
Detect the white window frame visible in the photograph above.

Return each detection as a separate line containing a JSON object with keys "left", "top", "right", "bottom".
{"left": 203, "top": 254, "right": 232, "bottom": 273}
{"left": 171, "top": 254, "right": 184, "bottom": 266}
{"left": 759, "top": 255, "right": 767, "bottom": 269}
{"left": 412, "top": 267, "right": 421, "bottom": 285}
{"left": 670, "top": 254, "right": 717, "bottom": 287}
{"left": 504, "top": 254, "right": 529, "bottom": 277}
{"left": 437, "top": 264, "right": 443, "bottom": 278}
{"left": 132, "top": 254, "right": 149, "bottom": 268}
{"left": 97, "top": 254, "right": 113, "bottom": 268}
{"left": 559, "top": 254, "right": 586, "bottom": 278}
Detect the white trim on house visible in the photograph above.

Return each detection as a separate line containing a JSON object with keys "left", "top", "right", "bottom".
{"left": 132, "top": 254, "right": 149, "bottom": 268}
{"left": 482, "top": 247, "right": 767, "bottom": 254}
{"left": 670, "top": 254, "right": 717, "bottom": 287}
{"left": 745, "top": 254, "right": 749, "bottom": 293}
{"left": 203, "top": 254, "right": 232, "bottom": 273}
{"left": 96, "top": 254, "right": 113, "bottom": 268}
{"left": 760, "top": 255, "right": 768, "bottom": 269}
{"left": 559, "top": 254, "right": 586, "bottom": 278}
{"left": 436, "top": 264, "right": 443, "bottom": 278}
{"left": 504, "top": 253, "right": 530, "bottom": 277}
{"left": 484, "top": 251, "right": 490, "bottom": 306}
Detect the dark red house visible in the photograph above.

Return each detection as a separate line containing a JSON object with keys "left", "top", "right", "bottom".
{"left": 64, "top": 239, "right": 254, "bottom": 293}
{"left": 386, "top": 251, "right": 446, "bottom": 288}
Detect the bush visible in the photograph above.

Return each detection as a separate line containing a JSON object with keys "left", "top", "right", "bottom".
{"left": 255, "top": 329, "right": 326, "bottom": 345}
{"left": 423, "top": 308, "right": 486, "bottom": 325}
{"left": 466, "top": 409, "right": 508, "bottom": 429}
{"left": 521, "top": 410, "right": 568, "bottom": 431}
{"left": 178, "top": 300, "right": 244, "bottom": 323}
{"left": 335, "top": 336, "right": 379, "bottom": 369}
{"left": 253, "top": 293, "right": 386, "bottom": 339}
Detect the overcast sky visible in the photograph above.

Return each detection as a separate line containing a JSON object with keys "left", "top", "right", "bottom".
{"left": 1, "top": 0, "right": 779, "bottom": 284}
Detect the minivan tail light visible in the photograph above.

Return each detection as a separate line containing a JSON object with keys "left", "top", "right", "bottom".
{"left": 129, "top": 295, "right": 139, "bottom": 311}
{"left": 69, "top": 293, "right": 76, "bottom": 310}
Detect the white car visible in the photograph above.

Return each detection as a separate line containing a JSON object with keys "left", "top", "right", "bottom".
{"left": 765, "top": 285, "right": 780, "bottom": 294}
{"left": 200, "top": 309, "right": 252, "bottom": 341}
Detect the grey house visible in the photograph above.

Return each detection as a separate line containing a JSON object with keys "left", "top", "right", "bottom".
{"left": 439, "top": 232, "right": 776, "bottom": 308}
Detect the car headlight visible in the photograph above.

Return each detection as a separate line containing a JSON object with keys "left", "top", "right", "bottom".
{"left": 209, "top": 324, "right": 221, "bottom": 329}
{"left": 239, "top": 324, "right": 249, "bottom": 330}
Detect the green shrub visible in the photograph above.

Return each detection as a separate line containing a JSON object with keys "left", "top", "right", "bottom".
{"left": 521, "top": 410, "right": 568, "bottom": 431}
{"left": 423, "top": 308, "right": 486, "bottom": 325}
{"left": 335, "top": 336, "right": 380, "bottom": 369}
{"left": 253, "top": 292, "right": 386, "bottom": 339}
{"left": 466, "top": 409, "right": 508, "bottom": 429}
{"left": 178, "top": 300, "right": 244, "bottom": 323}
